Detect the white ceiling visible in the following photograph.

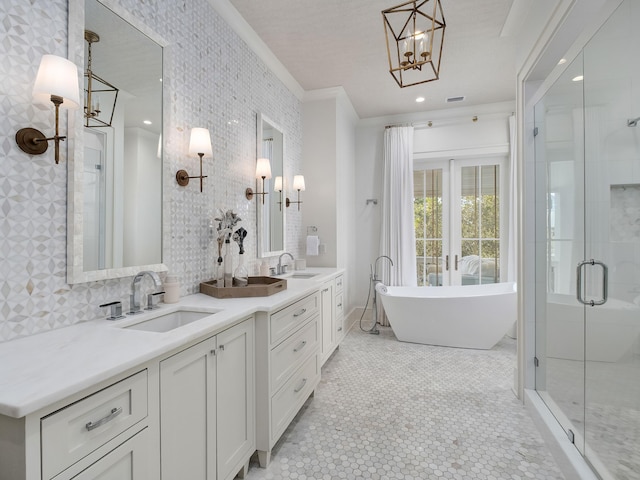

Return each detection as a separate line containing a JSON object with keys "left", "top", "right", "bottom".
{"left": 228, "top": 0, "right": 523, "bottom": 119}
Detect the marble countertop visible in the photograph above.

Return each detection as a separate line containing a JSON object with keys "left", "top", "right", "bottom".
{"left": 0, "top": 268, "right": 343, "bottom": 418}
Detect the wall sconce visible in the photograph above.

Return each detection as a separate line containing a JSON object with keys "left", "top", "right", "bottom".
{"left": 245, "top": 157, "right": 272, "bottom": 204}
{"left": 274, "top": 176, "right": 286, "bottom": 210}
{"left": 15, "top": 54, "right": 80, "bottom": 164}
{"left": 287, "top": 175, "right": 306, "bottom": 210}
{"left": 176, "top": 127, "right": 212, "bottom": 192}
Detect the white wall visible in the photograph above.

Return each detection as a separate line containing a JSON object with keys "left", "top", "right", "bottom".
{"left": 335, "top": 91, "right": 358, "bottom": 315}
{"left": 302, "top": 98, "right": 337, "bottom": 267}
{"left": 302, "top": 88, "right": 358, "bottom": 315}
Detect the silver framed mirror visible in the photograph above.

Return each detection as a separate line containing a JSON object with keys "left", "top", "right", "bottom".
{"left": 256, "top": 113, "right": 286, "bottom": 258}
{"left": 67, "top": 0, "right": 168, "bottom": 283}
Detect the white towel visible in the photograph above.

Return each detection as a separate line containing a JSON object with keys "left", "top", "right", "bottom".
{"left": 375, "top": 283, "right": 388, "bottom": 295}
{"left": 306, "top": 235, "right": 320, "bottom": 256}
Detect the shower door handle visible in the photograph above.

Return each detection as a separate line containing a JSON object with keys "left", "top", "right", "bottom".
{"left": 445, "top": 255, "right": 449, "bottom": 271}
{"left": 576, "top": 259, "right": 608, "bottom": 306}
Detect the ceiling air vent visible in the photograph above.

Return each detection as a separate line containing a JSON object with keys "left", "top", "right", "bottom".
{"left": 446, "top": 96, "right": 465, "bottom": 103}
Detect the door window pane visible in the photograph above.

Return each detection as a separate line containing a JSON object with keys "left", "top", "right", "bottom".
{"left": 459, "top": 165, "right": 500, "bottom": 284}
{"left": 414, "top": 168, "right": 443, "bottom": 286}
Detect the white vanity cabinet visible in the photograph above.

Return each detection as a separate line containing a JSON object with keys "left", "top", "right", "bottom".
{"left": 320, "top": 274, "right": 345, "bottom": 366}
{"left": 334, "top": 274, "right": 345, "bottom": 344}
{"left": 255, "top": 292, "right": 320, "bottom": 467}
{"left": 320, "top": 280, "right": 334, "bottom": 364}
{"left": 159, "top": 316, "right": 255, "bottom": 480}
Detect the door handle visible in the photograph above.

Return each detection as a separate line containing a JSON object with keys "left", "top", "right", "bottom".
{"left": 445, "top": 255, "right": 449, "bottom": 271}
{"left": 455, "top": 254, "right": 459, "bottom": 271}
{"left": 576, "top": 259, "right": 608, "bottom": 306}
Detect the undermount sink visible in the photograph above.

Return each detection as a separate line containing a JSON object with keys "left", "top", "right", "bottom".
{"left": 289, "top": 273, "right": 319, "bottom": 279}
{"left": 123, "top": 308, "right": 218, "bottom": 333}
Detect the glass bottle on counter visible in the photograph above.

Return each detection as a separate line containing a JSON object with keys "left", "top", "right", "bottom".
{"left": 234, "top": 253, "right": 248, "bottom": 287}
{"left": 223, "top": 239, "right": 233, "bottom": 287}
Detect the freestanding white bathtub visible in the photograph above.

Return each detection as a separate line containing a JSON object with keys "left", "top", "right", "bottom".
{"left": 376, "top": 282, "right": 517, "bottom": 349}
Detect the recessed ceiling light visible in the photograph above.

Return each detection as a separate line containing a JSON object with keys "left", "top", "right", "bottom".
{"left": 572, "top": 75, "right": 584, "bottom": 82}
{"left": 143, "top": 120, "right": 152, "bottom": 125}
{"left": 416, "top": 96, "right": 425, "bottom": 103}
{"left": 558, "top": 58, "right": 567, "bottom": 65}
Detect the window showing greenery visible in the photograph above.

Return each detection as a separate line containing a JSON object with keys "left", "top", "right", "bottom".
{"left": 413, "top": 163, "right": 500, "bottom": 286}
{"left": 414, "top": 169, "right": 443, "bottom": 286}
{"left": 459, "top": 165, "right": 500, "bottom": 283}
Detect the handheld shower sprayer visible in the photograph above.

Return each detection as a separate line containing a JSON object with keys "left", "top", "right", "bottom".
{"left": 360, "top": 255, "right": 394, "bottom": 335}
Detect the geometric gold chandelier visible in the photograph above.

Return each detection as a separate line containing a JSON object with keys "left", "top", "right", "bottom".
{"left": 382, "top": 0, "right": 446, "bottom": 88}
{"left": 84, "top": 30, "right": 119, "bottom": 128}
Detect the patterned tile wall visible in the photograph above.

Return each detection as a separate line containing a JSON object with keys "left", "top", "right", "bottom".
{"left": 0, "top": 0, "right": 303, "bottom": 342}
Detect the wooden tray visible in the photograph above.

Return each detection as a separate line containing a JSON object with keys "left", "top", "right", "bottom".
{"left": 200, "top": 276, "right": 287, "bottom": 299}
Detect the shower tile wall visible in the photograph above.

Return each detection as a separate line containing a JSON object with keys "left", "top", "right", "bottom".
{"left": 0, "top": 0, "right": 303, "bottom": 342}
{"left": 610, "top": 185, "right": 640, "bottom": 242}
{"left": 609, "top": 185, "right": 640, "bottom": 307}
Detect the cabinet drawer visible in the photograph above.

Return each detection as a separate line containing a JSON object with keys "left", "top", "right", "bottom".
{"left": 270, "top": 316, "right": 318, "bottom": 391}
{"left": 41, "top": 370, "right": 148, "bottom": 480}
{"left": 270, "top": 293, "right": 319, "bottom": 345}
{"left": 335, "top": 274, "right": 344, "bottom": 293}
{"left": 335, "top": 292, "right": 344, "bottom": 318}
{"left": 271, "top": 354, "right": 318, "bottom": 441}
{"left": 54, "top": 427, "right": 149, "bottom": 480}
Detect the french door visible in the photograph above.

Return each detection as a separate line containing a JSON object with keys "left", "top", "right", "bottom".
{"left": 414, "top": 156, "right": 506, "bottom": 286}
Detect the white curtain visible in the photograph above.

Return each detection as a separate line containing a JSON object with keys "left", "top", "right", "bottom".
{"left": 380, "top": 125, "right": 417, "bottom": 295}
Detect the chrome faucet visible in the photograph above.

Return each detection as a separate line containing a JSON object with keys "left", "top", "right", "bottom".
{"left": 374, "top": 255, "right": 394, "bottom": 282}
{"left": 129, "top": 270, "right": 163, "bottom": 315}
{"left": 277, "top": 252, "right": 294, "bottom": 275}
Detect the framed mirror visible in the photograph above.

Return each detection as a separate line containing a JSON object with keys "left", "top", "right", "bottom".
{"left": 67, "top": 0, "right": 167, "bottom": 283}
{"left": 256, "top": 113, "right": 286, "bottom": 258}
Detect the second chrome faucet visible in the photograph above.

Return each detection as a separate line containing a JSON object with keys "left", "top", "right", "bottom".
{"left": 277, "top": 252, "right": 294, "bottom": 275}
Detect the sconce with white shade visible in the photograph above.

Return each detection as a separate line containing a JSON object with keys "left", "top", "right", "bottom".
{"left": 287, "top": 174, "right": 305, "bottom": 210}
{"left": 15, "top": 54, "right": 81, "bottom": 164}
{"left": 273, "top": 175, "right": 285, "bottom": 210}
{"left": 245, "top": 157, "right": 272, "bottom": 204}
{"left": 176, "top": 127, "right": 212, "bottom": 192}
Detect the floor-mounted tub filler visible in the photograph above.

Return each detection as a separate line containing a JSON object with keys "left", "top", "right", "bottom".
{"left": 376, "top": 282, "right": 517, "bottom": 349}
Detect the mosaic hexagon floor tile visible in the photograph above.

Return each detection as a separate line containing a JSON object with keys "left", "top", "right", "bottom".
{"left": 245, "top": 327, "right": 565, "bottom": 480}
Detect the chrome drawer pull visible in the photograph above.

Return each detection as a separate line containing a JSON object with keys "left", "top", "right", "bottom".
{"left": 294, "top": 378, "right": 307, "bottom": 393}
{"left": 85, "top": 407, "right": 122, "bottom": 431}
{"left": 293, "top": 340, "right": 307, "bottom": 352}
{"left": 293, "top": 308, "right": 307, "bottom": 317}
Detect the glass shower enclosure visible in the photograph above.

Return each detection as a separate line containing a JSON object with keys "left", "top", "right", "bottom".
{"left": 534, "top": 1, "right": 640, "bottom": 478}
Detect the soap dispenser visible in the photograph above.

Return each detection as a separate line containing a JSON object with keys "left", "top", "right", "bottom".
{"left": 163, "top": 275, "right": 180, "bottom": 303}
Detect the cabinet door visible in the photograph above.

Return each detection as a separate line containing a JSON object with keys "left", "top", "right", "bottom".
{"left": 68, "top": 428, "right": 149, "bottom": 480}
{"left": 217, "top": 318, "right": 255, "bottom": 480}
{"left": 320, "top": 282, "right": 334, "bottom": 361}
{"left": 160, "top": 338, "right": 216, "bottom": 480}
